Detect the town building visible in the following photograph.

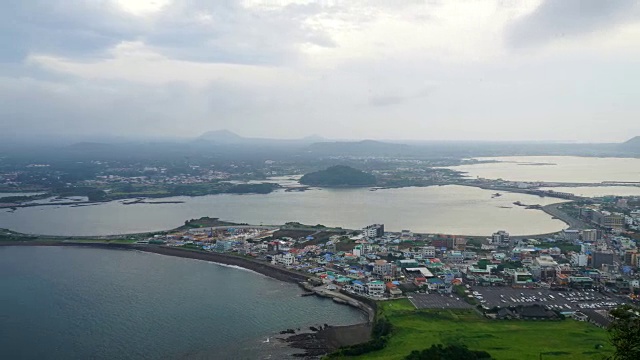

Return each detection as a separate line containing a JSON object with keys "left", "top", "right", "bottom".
{"left": 592, "top": 250, "right": 615, "bottom": 270}
{"left": 581, "top": 229, "right": 599, "bottom": 242}
{"left": 592, "top": 211, "right": 625, "bottom": 229}
{"left": 367, "top": 280, "right": 385, "bottom": 297}
{"left": 491, "top": 230, "right": 510, "bottom": 246}
{"left": 422, "top": 246, "right": 436, "bottom": 259}
{"left": 362, "top": 224, "right": 385, "bottom": 238}
{"left": 563, "top": 229, "right": 580, "bottom": 241}
{"left": 214, "top": 240, "right": 234, "bottom": 252}
{"left": 624, "top": 249, "right": 638, "bottom": 267}
{"left": 372, "top": 260, "right": 395, "bottom": 277}
{"left": 272, "top": 252, "right": 297, "bottom": 266}
{"left": 571, "top": 253, "right": 588, "bottom": 267}
{"left": 512, "top": 269, "right": 534, "bottom": 286}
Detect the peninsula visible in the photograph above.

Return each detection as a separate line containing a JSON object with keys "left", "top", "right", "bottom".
{"left": 299, "top": 165, "right": 377, "bottom": 187}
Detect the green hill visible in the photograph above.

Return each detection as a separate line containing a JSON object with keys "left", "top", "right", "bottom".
{"left": 299, "top": 165, "right": 376, "bottom": 187}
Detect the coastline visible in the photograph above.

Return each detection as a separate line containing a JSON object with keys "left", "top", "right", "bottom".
{"left": 0, "top": 241, "right": 375, "bottom": 357}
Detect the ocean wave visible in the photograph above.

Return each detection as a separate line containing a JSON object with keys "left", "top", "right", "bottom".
{"left": 206, "top": 261, "right": 267, "bottom": 277}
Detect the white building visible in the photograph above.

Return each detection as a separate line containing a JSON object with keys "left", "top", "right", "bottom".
{"left": 367, "top": 281, "right": 385, "bottom": 297}
{"left": 422, "top": 246, "right": 436, "bottom": 259}
{"left": 353, "top": 245, "right": 363, "bottom": 257}
{"left": 272, "top": 253, "right": 297, "bottom": 266}
{"left": 571, "top": 253, "right": 588, "bottom": 267}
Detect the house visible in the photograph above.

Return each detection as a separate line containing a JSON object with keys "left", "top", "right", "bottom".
{"left": 426, "top": 278, "right": 452, "bottom": 293}
{"left": 373, "top": 260, "right": 395, "bottom": 277}
{"left": 352, "top": 280, "right": 366, "bottom": 294}
{"left": 386, "top": 282, "right": 403, "bottom": 297}
{"left": 514, "top": 304, "right": 559, "bottom": 320}
{"left": 495, "top": 308, "right": 516, "bottom": 320}
{"left": 396, "top": 259, "right": 419, "bottom": 268}
{"left": 573, "top": 311, "right": 589, "bottom": 322}
{"left": 367, "top": 280, "right": 385, "bottom": 297}
{"left": 272, "top": 252, "right": 297, "bottom": 266}
{"left": 214, "top": 239, "right": 234, "bottom": 252}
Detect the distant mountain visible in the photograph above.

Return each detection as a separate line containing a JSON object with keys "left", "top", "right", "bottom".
{"left": 196, "top": 129, "right": 329, "bottom": 146}
{"left": 300, "top": 165, "right": 377, "bottom": 187}
{"left": 622, "top": 136, "right": 640, "bottom": 148}
{"left": 198, "top": 130, "right": 245, "bottom": 144}
{"left": 302, "top": 134, "right": 326, "bottom": 142}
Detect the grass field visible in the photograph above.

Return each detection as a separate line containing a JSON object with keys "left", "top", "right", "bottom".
{"left": 352, "top": 299, "right": 612, "bottom": 360}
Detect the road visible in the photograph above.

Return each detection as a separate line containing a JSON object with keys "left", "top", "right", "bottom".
{"left": 542, "top": 203, "right": 590, "bottom": 230}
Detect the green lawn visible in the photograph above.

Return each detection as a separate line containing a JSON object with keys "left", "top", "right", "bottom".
{"left": 351, "top": 299, "right": 612, "bottom": 360}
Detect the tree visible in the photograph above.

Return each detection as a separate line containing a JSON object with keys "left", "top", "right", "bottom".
{"left": 607, "top": 304, "right": 640, "bottom": 360}
{"left": 405, "top": 344, "right": 492, "bottom": 360}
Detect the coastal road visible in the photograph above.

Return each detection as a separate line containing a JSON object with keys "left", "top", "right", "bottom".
{"left": 542, "top": 203, "right": 590, "bottom": 230}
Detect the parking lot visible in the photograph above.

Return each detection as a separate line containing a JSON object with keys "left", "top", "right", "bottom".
{"left": 408, "top": 293, "right": 474, "bottom": 309}
{"left": 469, "top": 287, "right": 623, "bottom": 311}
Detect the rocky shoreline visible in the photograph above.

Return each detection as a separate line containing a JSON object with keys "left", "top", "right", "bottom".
{"left": 280, "top": 322, "right": 373, "bottom": 358}
{"left": 127, "top": 245, "right": 376, "bottom": 357}
{"left": 0, "top": 241, "right": 375, "bottom": 358}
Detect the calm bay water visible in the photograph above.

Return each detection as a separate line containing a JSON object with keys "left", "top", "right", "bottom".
{"left": 0, "top": 246, "right": 366, "bottom": 360}
{"left": 0, "top": 185, "right": 567, "bottom": 236}
{"left": 449, "top": 156, "right": 640, "bottom": 183}
{"left": 0, "top": 192, "right": 45, "bottom": 198}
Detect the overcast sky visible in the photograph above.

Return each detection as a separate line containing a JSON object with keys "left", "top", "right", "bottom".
{"left": 1, "top": 0, "right": 639, "bottom": 142}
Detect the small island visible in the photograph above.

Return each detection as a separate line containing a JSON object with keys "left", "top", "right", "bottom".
{"left": 299, "top": 165, "right": 377, "bottom": 187}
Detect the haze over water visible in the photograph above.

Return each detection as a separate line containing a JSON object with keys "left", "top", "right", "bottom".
{"left": 0, "top": 185, "right": 566, "bottom": 236}
{"left": 450, "top": 156, "right": 640, "bottom": 183}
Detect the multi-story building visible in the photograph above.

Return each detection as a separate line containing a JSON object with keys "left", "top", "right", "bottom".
{"left": 563, "top": 229, "right": 580, "bottom": 241}
{"left": 362, "top": 224, "right": 385, "bottom": 238}
{"left": 272, "top": 252, "right": 297, "bottom": 266}
{"left": 512, "top": 269, "right": 534, "bottom": 286}
{"left": 581, "top": 229, "right": 599, "bottom": 242}
{"left": 571, "top": 253, "right": 588, "bottom": 267}
{"left": 373, "top": 260, "right": 395, "bottom": 277}
{"left": 592, "top": 211, "right": 625, "bottom": 229}
{"left": 432, "top": 237, "right": 466, "bottom": 250}
{"left": 491, "top": 231, "right": 510, "bottom": 246}
{"left": 367, "top": 280, "right": 386, "bottom": 297}
{"left": 422, "top": 246, "right": 436, "bottom": 258}
{"left": 624, "top": 249, "right": 638, "bottom": 267}
{"left": 592, "top": 250, "right": 615, "bottom": 270}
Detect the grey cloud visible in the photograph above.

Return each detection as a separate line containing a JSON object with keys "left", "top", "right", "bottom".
{"left": 505, "top": 0, "right": 640, "bottom": 48}
{"left": 0, "top": 1, "right": 335, "bottom": 66}
{"left": 0, "top": 1, "right": 142, "bottom": 62}
{"left": 143, "top": 1, "right": 336, "bottom": 65}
